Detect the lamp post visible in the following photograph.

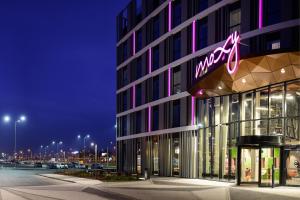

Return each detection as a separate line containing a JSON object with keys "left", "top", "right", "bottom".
{"left": 3, "top": 115, "right": 26, "bottom": 159}
{"left": 82, "top": 134, "right": 90, "bottom": 163}
{"left": 27, "top": 149, "right": 32, "bottom": 160}
{"left": 106, "top": 141, "right": 113, "bottom": 167}
{"left": 52, "top": 141, "right": 63, "bottom": 161}
{"left": 40, "top": 145, "right": 43, "bottom": 162}
{"left": 90, "top": 142, "right": 98, "bottom": 163}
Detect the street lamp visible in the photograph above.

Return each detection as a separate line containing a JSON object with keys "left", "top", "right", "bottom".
{"left": 27, "top": 149, "right": 32, "bottom": 160}
{"left": 83, "top": 134, "right": 90, "bottom": 163}
{"left": 40, "top": 145, "right": 43, "bottom": 161}
{"left": 3, "top": 115, "right": 26, "bottom": 159}
{"left": 52, "top": 141, "right": 63, "bottom": 161}
{"left": 90, "top": 142, "right": 98, "bottom": 163}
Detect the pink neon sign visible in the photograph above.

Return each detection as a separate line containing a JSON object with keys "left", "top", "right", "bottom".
{"left": 195, "top": 31, "right": 240, "bottom": 79}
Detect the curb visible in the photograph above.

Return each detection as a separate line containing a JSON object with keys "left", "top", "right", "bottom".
{"left": 38, "top": 174, "right": 75, "bottom": 183}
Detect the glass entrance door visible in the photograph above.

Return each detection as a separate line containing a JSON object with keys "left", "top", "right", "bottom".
{"left": 241, "top": 148, "right": 259, "bottom": 183}
{"left": 260, "top": 148, "right": 280, "bottom": 187}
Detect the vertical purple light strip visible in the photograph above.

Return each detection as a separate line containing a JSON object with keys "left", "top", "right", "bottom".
{"left": 132, "top": 31, "right": 136, "bottom": 55}
{"left": 192, "top": 20, "right": 196, "bottom": 53}
{"left": 259, "top": 0, "right": 263, "bottom": 29}
{"left": 148, "top": 106, "right": 151, "bottom": 132}
{"left": 191, "top": 96, "right": 195, "bottom": 125}
{"left": 168, "top": 66, "right": 171, "bottom": 97}
{"left": 132, "top": 85, "right": 136, "bottom": 108}
{"left": 148, "top": 48, "right": 152, "bottom": 73}
{"left": 168, "top": 1, "right": 172, "bottom": 32}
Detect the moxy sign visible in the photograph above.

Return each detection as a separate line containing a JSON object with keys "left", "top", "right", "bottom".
{"left": 195, "top": 31, "right": 240, "bottom": 79}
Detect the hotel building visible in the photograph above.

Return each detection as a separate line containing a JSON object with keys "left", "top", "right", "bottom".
{"left": 116, "top": 0, "right": 300, "bottom": 186}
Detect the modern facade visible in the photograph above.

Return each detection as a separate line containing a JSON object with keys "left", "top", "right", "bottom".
{"left": 116, "top": 0, "right": 300, "bottom": 187}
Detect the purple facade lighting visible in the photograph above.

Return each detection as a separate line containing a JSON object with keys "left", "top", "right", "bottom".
{"left": 258, "top": 0, "right": 263, "bottom": 29}
{"left": 148, "top": 106, "right": 151, "bottom": 132}
{"left": 132, "top": 85, "right": 136, "bottom": 108}
{"left": 168, "top": 66, "right": 171, "bottom": 96}
{"left": 132, "top": 31, "right": 136, "bottom": 55}
{"left": 168, "top": 1, "right": 172, "bottom": 32}
{"left": 192, "top": 20, "right": 196, "bottom": 53}
{"left": 191, "top": 96, "right": 195, "bottom": 125}
{"left": 148, "top": 48, "right": 152, "bottom": 73}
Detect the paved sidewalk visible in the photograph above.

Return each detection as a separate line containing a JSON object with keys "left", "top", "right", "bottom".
{"left": 39, "top": 174, "right": 102, "bottom": 185}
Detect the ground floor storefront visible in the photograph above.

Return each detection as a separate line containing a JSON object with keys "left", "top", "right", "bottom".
{"left": 117, "top": 134, "right": 300, "bottom": 187}
{"left": 117, "top": 79, "right": 300, "bottom": 187}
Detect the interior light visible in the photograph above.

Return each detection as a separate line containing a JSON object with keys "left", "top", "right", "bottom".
{"left": 218, "top": 86, "right": 222, "bottom": 90}
{"left": 242, "top": 78, "right": 246, "bottom": 83}
{"left": 280, "top": 68, "right": 285, "bottom": 74}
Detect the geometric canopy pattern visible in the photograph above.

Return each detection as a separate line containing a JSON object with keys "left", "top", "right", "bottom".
{"left": 190, "top": 51, "right": 300, "bottom": 98}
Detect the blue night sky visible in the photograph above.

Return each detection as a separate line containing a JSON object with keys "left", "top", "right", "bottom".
{"left": 0, "top": 0, "right": 128, "bottom": 153}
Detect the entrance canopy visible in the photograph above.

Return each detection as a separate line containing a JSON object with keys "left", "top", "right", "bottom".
{"left": 189, "top": 51, "right": 300, "bottom": 98}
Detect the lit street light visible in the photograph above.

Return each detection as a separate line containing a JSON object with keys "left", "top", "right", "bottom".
{"left": 3, "top": 115, "right": 26, "bottom": 159}
{"left": 90, "top": 142, "right": 98, "bottom": 163}
{"left": 78, "top": 134, "right": 90, "bottom": 163}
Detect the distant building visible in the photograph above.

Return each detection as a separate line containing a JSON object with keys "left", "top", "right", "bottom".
{"left": 116, "top": 0, "right": 300, "bottom": 187}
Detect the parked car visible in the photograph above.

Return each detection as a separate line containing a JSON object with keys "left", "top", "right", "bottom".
{"left": 34, "top": 162, "right": 43, "bottom": 168}
{"left": 56, "top": 163, "right": 68, "bottom": 169}
{"left": 91, "top": 163, "right": 103, "bottom": 169}
{"left": 67, "top": 162, "right": 76, "bottom": 168}
{"left": 75, "top": 163, "right": 86, "bottom": 169}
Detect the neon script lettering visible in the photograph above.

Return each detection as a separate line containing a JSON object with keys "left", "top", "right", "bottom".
{"left": 195, "top": 31, "right": 240, "bottom": 79}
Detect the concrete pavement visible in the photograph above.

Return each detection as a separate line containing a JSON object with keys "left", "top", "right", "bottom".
{"left": 0, "top": 168, "right": 300, "bottom": 200}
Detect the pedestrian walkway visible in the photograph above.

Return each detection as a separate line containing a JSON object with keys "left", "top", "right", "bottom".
{"left": 39, "top": 174, "right": 102, "bottom": 185}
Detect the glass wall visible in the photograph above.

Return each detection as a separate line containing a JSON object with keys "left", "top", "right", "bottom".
{"left": 195, "top": 79, "right": 300, "bottom": 181}
{"left": 286, "top": 149, "right": 300, "bottom": 186}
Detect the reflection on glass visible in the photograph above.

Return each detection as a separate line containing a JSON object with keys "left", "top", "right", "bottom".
{"left": 241, "top": 149, "right": 259, "bottom": 182}
{"left": 255, "top": 88, "right": 268, "bottom": 135}
{"left": 286, "top": 81, "right": 300, "bottom": 141}
{"left": 260, "top": 148, "right": 280, "bottom": 186}
{"left": 173, "top": 136, "right": 180, "bottom": 176}
{"left": 269, "top": 85, "right": 284, "bottom": 118}
{"left": 137, "top": 142, "right": 141, "bottom": 174}
{"left": 241, "top": 92, "right": 253, "bottom": 136}
{"left": 152, "top": 136, "right": 159, "bottom": 175}
{"left": 286, "top": 150, "right": 300, "bottom": 186}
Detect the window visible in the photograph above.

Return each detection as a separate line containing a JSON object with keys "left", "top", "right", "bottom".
{"left": 197, "top": 18, "right": 208, "bottom": 49}
{"left": 285, "top": 81, "right": 300, "bottom": 141}
{"left": 172, "top": 0, "right": 182, "bottom": 28}
{"left": 136, "top": 84, "right": 142, "bottom": 106}
{"left": 122, "top": 91, "right": 128, "bottom": 111}
{"left": 123, "top": 41, "right": 128, "bottom": 61}
{"left": 172, "top": 67, "right": 181, "bottom": 94}
{"left": 229, "top": 9, "right": 241, "bottom": 33}
{"left": 136, "top": 57, "right": 142, "bottom": 79}
{"left": 122, "top": 66, "right": 128, "bottom": 86}
{"left": 135, "top": 0, "right": 142, "bottom": 23}
{"left": 266, "top": 32, "right": 281, "bottom": 51}
{"left": 153, "top": 45, "right": 159, "bottom": 70}
{"left": 197, "top": 0, "right": 208, "bottom": 13}
{"left": 265, "top": 0, "right": 280, "bottom": 26}
{"left": 153, "top": 76, "right": 159, "bottom": 101}
{"left": 173, "top": 33, "right": 181, "bottom": 61}
{"left": 153, "top": 15, "right": 160, "bottom": 40}
{"left": 269, "top": 85, "right": 284, "bottom": 135}
{"left": 136, "top": 111, "right": 141, "bottom": 133}
{"left": 173, "top": 100, "right": 180, "bottom": 127}
{"left": 153, "top": 106, "right": 159, "bottom": 131}
{"left": 121, "top": 116, "right": 127, "bottom": 136}
{"left": 136, "top": 30, "right": 142, "bottom": 52}
{"left": 121, "top": 8, "right": 128, "bottom": 35}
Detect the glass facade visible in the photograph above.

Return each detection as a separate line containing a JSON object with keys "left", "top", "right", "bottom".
{"left": 116, "top": 0, "right": 300, "bottom": 187}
